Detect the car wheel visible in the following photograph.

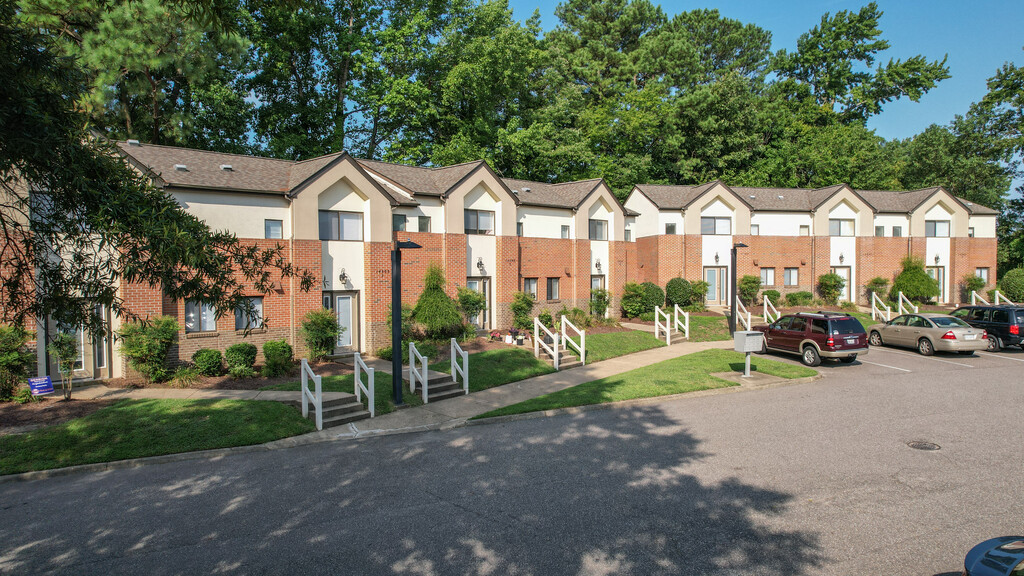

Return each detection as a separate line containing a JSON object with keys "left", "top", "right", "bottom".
{"left": 801, "top": 346, "right": 821, "bottom": 367}
{"left": 868, "top": 331, "right": 882, "bottom": 347}
{"left": 986, "top": 335, "right": 1002, "bottom": 352}
{"left": 840, "top": 354, "right": 857, "bottom": 364}
{"left": 918, "top": 338, "right": 934, "bottom": 356}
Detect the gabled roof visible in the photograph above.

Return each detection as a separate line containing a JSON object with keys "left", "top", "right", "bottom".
{"left": 502, "top": 178, "right": 604, "bottom": 210}
{"left": 355, "top": 159, "right": 485, "bottom": 197}
{"left": 117, "top": 141, "right": 294, "bottom": 193}
{"left": 633, "top": 181, "right": 752, "bottom": 211}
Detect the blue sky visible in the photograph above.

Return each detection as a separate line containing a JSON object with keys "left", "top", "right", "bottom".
{"left": 506, "top": 0, "right": 1024, "bottom": 142}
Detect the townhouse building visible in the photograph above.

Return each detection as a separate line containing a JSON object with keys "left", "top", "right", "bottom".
{"left": 27, "top": 142, "right": 997, "bottom": 381}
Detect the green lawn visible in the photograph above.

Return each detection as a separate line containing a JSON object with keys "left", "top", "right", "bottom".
{"left": 430, "top": 347, "right": 555, "bottom": 392}
{"left": 567, "top": 330, "right": 666, "bottom": 363}
{"left": 263, "top": 371, "right": 421, "bottom": 415}
{"left": 688, "top": 315, "right": 731, "bottom": 341}
{"left": 0, "top": 399, "right": 315, "bottom": 475}
{"left": 473, "top": 349, "right": 817, "bottom": 419}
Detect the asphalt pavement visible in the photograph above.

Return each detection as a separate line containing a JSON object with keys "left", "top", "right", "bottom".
{"left": 2, "top": 345, "right": 1022, "bottom": 575}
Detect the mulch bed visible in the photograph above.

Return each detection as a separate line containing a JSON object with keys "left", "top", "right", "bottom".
{"left": 0, "top": 398, "right": 116, "bottom": 435}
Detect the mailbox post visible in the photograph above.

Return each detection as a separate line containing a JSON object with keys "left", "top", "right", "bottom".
{"left": 733, "top": 331, "right": 764, "bottom": 378}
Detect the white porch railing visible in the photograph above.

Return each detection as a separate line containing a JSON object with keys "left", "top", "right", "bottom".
{"left": 995, "top": 290, "right": 1017, "bottom": 305}
{"left": 408, "top": 342, "right": 429, "bottom": 403}
{"left": 763, "top": 295, "right": 779, "bottom": 324}
{"left": 353, "top": 352, "right": 375, "bottom": 418}
{"left": 450, "top": 338, "right": 469, "bottom": 395}
{"left": 534, "top": 317, "right": 560, "bottom": 370}
{"left": 871, "top": 292, "right": 891, "bottom": 322}
{"left": 299, "top": 358, "right": 323, "bottom": 431}
{"left": 735, "top": 297, "right": 752, "bottom": 331}
{"left": 898, "top": 291, "right": 919, "bottom": 315}
{"left": 971, "top": 290, "right": 990, "bottom": 305}
{"left": 561, "top": 316, "right": 586, "bottom": 366}
{"left": 654, "top": 306, "right": 671, "bottom": 345}
{"left": 674, "top": 304, "right": 690, "bottom": 340}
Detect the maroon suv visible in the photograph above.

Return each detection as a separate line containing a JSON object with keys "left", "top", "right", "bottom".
{"left": 754, "top": 312, "right": 868, "bottom": 367}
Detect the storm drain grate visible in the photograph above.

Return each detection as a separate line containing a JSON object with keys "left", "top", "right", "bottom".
{"left": 907, "top": 441, "right": 941, "bottom": 451}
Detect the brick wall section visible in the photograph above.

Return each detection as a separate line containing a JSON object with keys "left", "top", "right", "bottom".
{"left": 654, "top": 235, "right": 686, "bottom": 287}
{"left": 952, "top": 237, "right": 998, "bottom": 303}
{"left": 519, "top": 237, "right": 574, "bottom": 318}
{"left": 571, "top": 240, "right": 591, "bottom": 310}
{"left": 735, "top": 236, "right": 817, "bottom": 298}
{"left": 683, "top": 235, "right": 703, "bottom": 281}
{"left": 609, "top": 240, "right": 631, "bottom": 318}
{"left": 636, "top": 236, "right": 659, "bottom": 284}
{"left": 394, "top": 232, "right": 445, "bottom": 305}
{"left": 443, "top": 233, "right": 468, "bottom": 299}
{"left": 495, "top": 235, "right": 519, "bottom": 328}
{"left": 364, "top": 241, "right": 392, "bottom": 353}
{"left": 856, "top": 237, "right": 911, "bottom": 303}
{"left": 810, "top": 237, "right": 830, "bottom": 299}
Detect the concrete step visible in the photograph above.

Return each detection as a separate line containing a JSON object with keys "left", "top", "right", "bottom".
{"left": 539, "top": 349, "right": 579, "bottom": 361}
{"left": 558, "top": 359, "right": 582, "bottom": 370}
{"left": 321, "top": 401, "right": 367, "bottom": 419}
{"left": 427, "top": 388, "right": 466, "bottom": 402}
{"left": 281, "top": 395, "right": 358, "bottom": 410}
{"left": 401, "top": 370, "right": 451, "bottom": 386}
{"left": 321, "top": 410, "right": 372, "bottom": 428}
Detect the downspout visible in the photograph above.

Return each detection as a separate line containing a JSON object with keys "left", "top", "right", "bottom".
{"left": 288, "top": 195, "right": 295, "bottom": 350}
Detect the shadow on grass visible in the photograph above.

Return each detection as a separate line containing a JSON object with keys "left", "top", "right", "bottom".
{"left": 0, "top": 403, "right": 826, "bottom": 575}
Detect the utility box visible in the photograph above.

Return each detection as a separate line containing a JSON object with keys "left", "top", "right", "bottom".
{"left": 733, "top": 331, "right": 764, "bottom": 353}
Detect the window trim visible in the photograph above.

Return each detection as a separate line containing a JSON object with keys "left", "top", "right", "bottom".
{"left": 392, "top": 214, "right": 407, "bottom": 232}
{"left": 465, "top": 209, "right": 496, "bottom": 235}
{"left": 517, "top": 222, "right": 524, "bottom": 237}
{"left": 874, "top": 225, "right": 884, "bottom": 237}
{"left": 560, "top": 225, "right": 570, "bottom": 239}
{"left": 546, "top": 277, "right": 560, "bottom": 301}
{"left": 523, "top": 278, "right": 538, "bottom": 299}
{"left": 750, "top": 224, "right": 759, "bottom": 236}
{"left": 418, "top": 215, "right": 431, "bottom": 233}
{"left": 892, "top": 225, "right": 903, "bottom": 238}
{"left": 760, "top": 267, "right": 775, "bottom": 286}
{"left": 665, "top": 222, "right": 677, "bottom": 235}
{"left": 234, "top": 296, "right": 264, "bottom": 331}
{"left": 624, "top": 229, "right": 632, "bottom": 242}
{"left": 185, "top": 300, "right": 217, "bottom": 333}
{"left": 588, "top": 219, "right": 608, "bottom": 241}
{"left": 784, "top": 267, "right": 799, "bottom": 287}
{"left": 264, "top": 219, "right": 284, "bottom": 240}
{"left": 700, "top": 216, "right": 731, "bottom": 235}
{"left": 925, "top": 220, "right": 950, "bottom": 238}
{"left": 799, "top": 225, "right": 810, "bottom": 236}
{"left": 318, "top": 210, "right": 363, "bottom": 241}
{"left": 828, "top": 218, "right": 855, "bottom": 237}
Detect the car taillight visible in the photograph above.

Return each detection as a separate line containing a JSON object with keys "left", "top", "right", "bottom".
{"left": 826, "top": 336, "right": 834, "bottom": 347}
{"left": 941, "top": 330, "right": 957, "bottom": 340}
{"left": 1011, "top": 324, "right": 1020, "bottom": 336}
{"left": 982, "top": 330, "right": 988, "bottom": 339}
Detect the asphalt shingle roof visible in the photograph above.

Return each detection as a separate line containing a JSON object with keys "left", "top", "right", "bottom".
{"left": 502, "top": 178, "right": 603, "bottom": 209}
{"left": 632, "top": 182, "right": 718, "bottom": 210}
{"left": 355, "top": 159, "right": 484, "bottom": 197}
{"left": 117, "top": 142, "right": 294, "bottom": 193}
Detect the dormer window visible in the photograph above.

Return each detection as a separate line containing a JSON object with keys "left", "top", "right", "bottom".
{"left": 700, "top": 217, "right": 730, "bottom": 235}
{"left": 828, "top": 219, "right": 854, "bottom": 237}
{"left": 925, "top": 220, "right": 950, "bottom": 237}
{"left": 464, "top": 209, "right": 494, "bottom": 235}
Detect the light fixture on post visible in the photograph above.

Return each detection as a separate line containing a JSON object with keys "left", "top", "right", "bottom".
{"left": 730, "top": 242, "right": 749, "bottom": 336}
{"left": 476, "top": 257, "right": 485, "bottom": 273}
{"left": 595, "top": 258, "right": 602, "bottom": 273}
{"left": 839, "top": 253, "right": 845, "bottom": 264}
{"left": 338, "top": 268, "right": 348, "bottom": 285}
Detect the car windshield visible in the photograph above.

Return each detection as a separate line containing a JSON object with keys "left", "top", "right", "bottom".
{"left": 830, "top": 318, "right": 864, "bottom": 335}
{"left": 931, "top": 316, "right": 969, "bottom": 328}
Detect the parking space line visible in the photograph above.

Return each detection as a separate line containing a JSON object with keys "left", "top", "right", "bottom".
{"left": 858, "top": 360, "right": 912, "bottom": 372}
{"left": 977, "top": 351, "right": 1024, "bottom": 363}
{"left": 870, "top": 348, "right": 974, "bottom": 368}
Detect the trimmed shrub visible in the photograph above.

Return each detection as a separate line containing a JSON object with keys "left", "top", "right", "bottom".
{"left": 118, "top": 316, "right": 180, "bottom": 382}
{"left": 1000, "top": 268, "right": 1024, "bottom": 302}
{"left": 620, "top": 282, "right": 647, "bottom": 318}
{"left": 817, "top": 273, "right": 845, "bottom": 306}
{"left": 686, "top": 280, "right": 710, "bottom": 311}
{"left": 376, "top": 341, "right": 438, "bottom": 363}
{"left": 0, "top": 325, "right": 34, "bottom": 401}
{"left": 738, "top": 275, "right": 761, "bottom": 305}
{"left": 262, "top": 339, "right": 293, "bottom": 377}
{"left": 840, "top": 301, "right": 858, "bottom": 311}
{"left": 665, "top": 278, "right": 692, "bottom": 307}
{"left": 538, "top": 311, "right": 554, "bottom": 329}
{"left": 191, "top": 348, "right": 223, "bottom": 376}
{"left": 171, "top": 366, "right": 202, "bottom": 388}
{"left": 413, "top": 264, "right": 464, "bottom": 339}
{"left": 987, "top": 288, "right": 998, "bottom": 302}
{"left": 961, "top": 273, "right": 987, "bottom": 302}
{"left": 638, "top": 311, "right": 656, "bottom": 322}
{"left": 510, "top": 291, "right": 535, "bottom": 330}
{"left": 590, "top": 288, "right": 610, "bottom": 317}
{"left": 560, "top": 306, "right": 591, "bottom": 328}
{"left": 762, "top": 289, "right": 781, "bottom": 305}
{"left": 640, "top": 282, "right": 665, "bottom": 311}
{"left": 889, "top": 256, "right": 939, "bottom": 303}
{"left": 785, "top": 291, "right": 813, "bottom": 307}
{"left": 866, "top": 276, "right": 889, "bottom": 298}
{"left": 301, "top": 308, "right": 339, "bottom": 361}
{"left": 456, "top": 286, "right": 487, "bottom": 324}
{"left": 225, "top": 343, "right": 258, "bottom": 375}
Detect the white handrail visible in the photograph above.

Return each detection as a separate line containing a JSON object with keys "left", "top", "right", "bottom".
{"left": 898, "top": 291, "right": 918, "bottom": 315}
{"left": 734, "top": 297, "right": 752, "bottom": 331}
{"left": 995, "top": 290, "right": 1016, "bottom": 305}
{"left": 408, "top": 342, "right": 429, "bottom": 403}
{"left": 300, "top": 358, "right": 323, "bottom": 431}
{"left": 871, "top": 292, "right": 891, "bottom": 322}
{"left": 971, "top": 290, "right": 990, "bottom": 305}
{"left": 353, "top": 353, "right": 375, "bottom": 417}
{"left": 654, "top": 306, "right": 670, "bottom": 345}
{"left": 450, "top": 338, "right": 469, "bottom": 395}
{"left": 533, "top": 317, "right": 560, "bottom": 370}
{"left": 763, "top": 295, "right": 779, "bottom": 324}
{"left": 561, "top": 316, "right": 586, "bottom": 365}
{"left": 674, "top": 304, "right": 690, "bottom": 340}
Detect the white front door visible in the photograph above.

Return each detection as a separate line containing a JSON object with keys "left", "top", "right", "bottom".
{"left": 705, "top": 267, "right": 727, "bottom": 306}
{"left": 927, "top": 266, "right": 946, "bottom": 303}
{"left": 831, "top": 266, "right": 851, "bottom": 301}
{"left": 465, "top": 278, "right": 490, "bottom": 329}
{"left": 335, "top": 295, "right": 353, "bottom": 347}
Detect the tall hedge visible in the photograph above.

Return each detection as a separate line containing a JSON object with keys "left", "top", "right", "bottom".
{"left": 889, "top": 256, "right": 939, "bottom": 303}
{"left": 1001, "top": 268, "right": 1024, "bottom": 302}
{"left": 665, "top": 278, "right": 692, "bottom": 307}
{"left": 117, "top": 316, "right": 180, "bottom": 382}
{"left": 640, "top": 282, "right": 664, "bottom": 310}
{"left": 412, "top": 264, "right": 464, "bottom": 339}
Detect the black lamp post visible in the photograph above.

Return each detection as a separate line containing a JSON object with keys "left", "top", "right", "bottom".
{"left": 392, "top": 240, "right": 421, "bottom": 407}
{"left": 729, "top": 242, "right": 748, "bottom": 335}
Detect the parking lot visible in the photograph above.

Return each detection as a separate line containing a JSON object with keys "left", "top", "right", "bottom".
{"left": 763, "top": 341, "right": 1024, "bottom": 376}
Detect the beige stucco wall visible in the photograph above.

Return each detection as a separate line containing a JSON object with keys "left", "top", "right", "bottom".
{"left": 443, "top": 170, "right": 517, "bottom": 236}
{"left": 623, "top": 190, "right": 659, "bottom": 238}
{"left": 291, "top": 158, "right": 394, "bottom": 243}
{"left": 576, "top": 185, "right": 623, "bottom": 241}
{"left": 910, "top": 192, "right": 969, "bottom": 238}
{"left": 171, "top": 190, "right": 291, "bottom": 239}
{"left": 813, "top": 188, "right": 873, "bottom": 236}
{"left": 683, "top": 183, "right": 750, "bottom": 233}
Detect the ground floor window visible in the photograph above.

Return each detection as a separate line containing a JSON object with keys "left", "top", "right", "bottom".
{"left": 523, "top": 278, "right": 538, "bottom": 299}
{"left": 976, "top": 267, "right": 989, "bottom": 284}
{"left": 591, "top": 275, "right": 605, "bottom": 291}
{"left": 546, "top": 277, "right": 559, "bottom": 301}
{"left": 185, "top": 301, "right": 217, "bottom": 333}
{"left": 784, "top": 268, "right": 799, "bottom": 286}
{"left": 235, "top": 297, "right": 264, "bottom": 330}
{"left": 760, "top": 267, "right": 775, "bottom": 286}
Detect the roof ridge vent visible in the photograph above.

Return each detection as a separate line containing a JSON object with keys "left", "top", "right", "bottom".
{"left": 511, "top": 189, "right": 519, "bottom": 195}
{"left": 749, "top": 194, "right": 756, "bottom": 199}
{"left": 777, "top": 194, "right": 784, "bottom": 199}
{"left": 220, "top": 164, "right": 233, "bottom": 171}
{"left": 523, "top": 187, "right": 531, "bottom": 193}
{"left": 126, "top": 139, "right": 141, "bottom": 146}
{"left": 174, "top": 164, "right": 188, "bottom": 171}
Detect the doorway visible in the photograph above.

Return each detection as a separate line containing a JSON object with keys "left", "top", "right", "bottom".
{"left": 926, "top": 266, "right": 946, "bottom": 303}
{"left": 704, "top": 266, "right": 728, "bottom": 306}
{"left": 830, "top": 266, "right": 852, "bottom": 301}
{"left": 44, "top": 305, "right": 111, "bottom": 381}
{"left": 323, "top": 291, "right": 359, "bottom": 352}
{"left": 465, "top": 277, "right": 490, "bottom": 329}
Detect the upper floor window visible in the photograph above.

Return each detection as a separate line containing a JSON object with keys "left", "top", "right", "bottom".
{"left": 392, "top": 214, "right": 407, "bottom": 232}
{"left": 465, "top": 209, "right": 494, "bottom": 235}
{"left": 265, "top": 219, "right": 283, "bottom": 239}
{"left": 234, "top": 297, "right": 264, "bottom": 331}
{"left": 418, "top": 216, "right": 431, "bottom": 233}
{"left": 588, "top": 219, "right": 607, "bottom": 240}
{"left": 624, "top": 229, "right": 632, "bottom": 242}
{"left": 893, "top": 226, "right": 903, "bottom": 237}
{"left": 828, "top": 219, "right": 854, "bottom": 236}
{"left": 185, "top": 301, "right": 216, "bottom": 333}
{"left": 700, "top": 217, "right": 730, "bottom": 235}
{"left": 319, "top": 210, "right": 362, "bottom": 241}
{"left": 799, "top": 225, "right": 810, "bottom": 236}
{"left": 925, "top": 220, "right": 950, "bottom": 237}
{"left": 560, "top": 225, "right": 570, "bottom": 239}
{"left": 665, "top": 223, "right": 677, "bottom": 235}
{"left": 517, "top": 222, "right": 524, "bottom": 237}
{"left": 874, "top": 225, "right": 884, "bottom": 237}
{"left": 968, "top": 227, "right": 975, "bottom": 238}
{"left": 750, "top": 224, "right": 759, "bottom": 236}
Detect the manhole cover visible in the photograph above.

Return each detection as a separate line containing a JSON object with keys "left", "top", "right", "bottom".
{"left": 907, "top": 441, "right": 940, "bottom": 451}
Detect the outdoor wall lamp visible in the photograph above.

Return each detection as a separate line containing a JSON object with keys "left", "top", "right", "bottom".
{"left": 934, "top": 254, "right": 940, "bottom": 265}
{"left": 714, "top": 252, "right": 720, "bottom": 264}
{"left": 839, "top": 253, "right": 845, "bottom": 264}
{"left": 595, "top": 258, "right": 602, "bottom": 272}
{"left": 338, "top": 268, "right": 348, "bottom": 285}
{"left": 322, "top": 276, "right": 328, "bottom": 289}
{"left": 476, "top": 257, "right": 485, "bottom": 273}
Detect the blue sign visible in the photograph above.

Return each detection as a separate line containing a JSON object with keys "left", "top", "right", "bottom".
{"left": 28, "top": 376, "right": 54, "bottom": 396}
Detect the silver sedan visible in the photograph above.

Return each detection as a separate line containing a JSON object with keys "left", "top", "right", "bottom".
{"left": 867, "top": 313, "right": 988, "bottom": 356}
